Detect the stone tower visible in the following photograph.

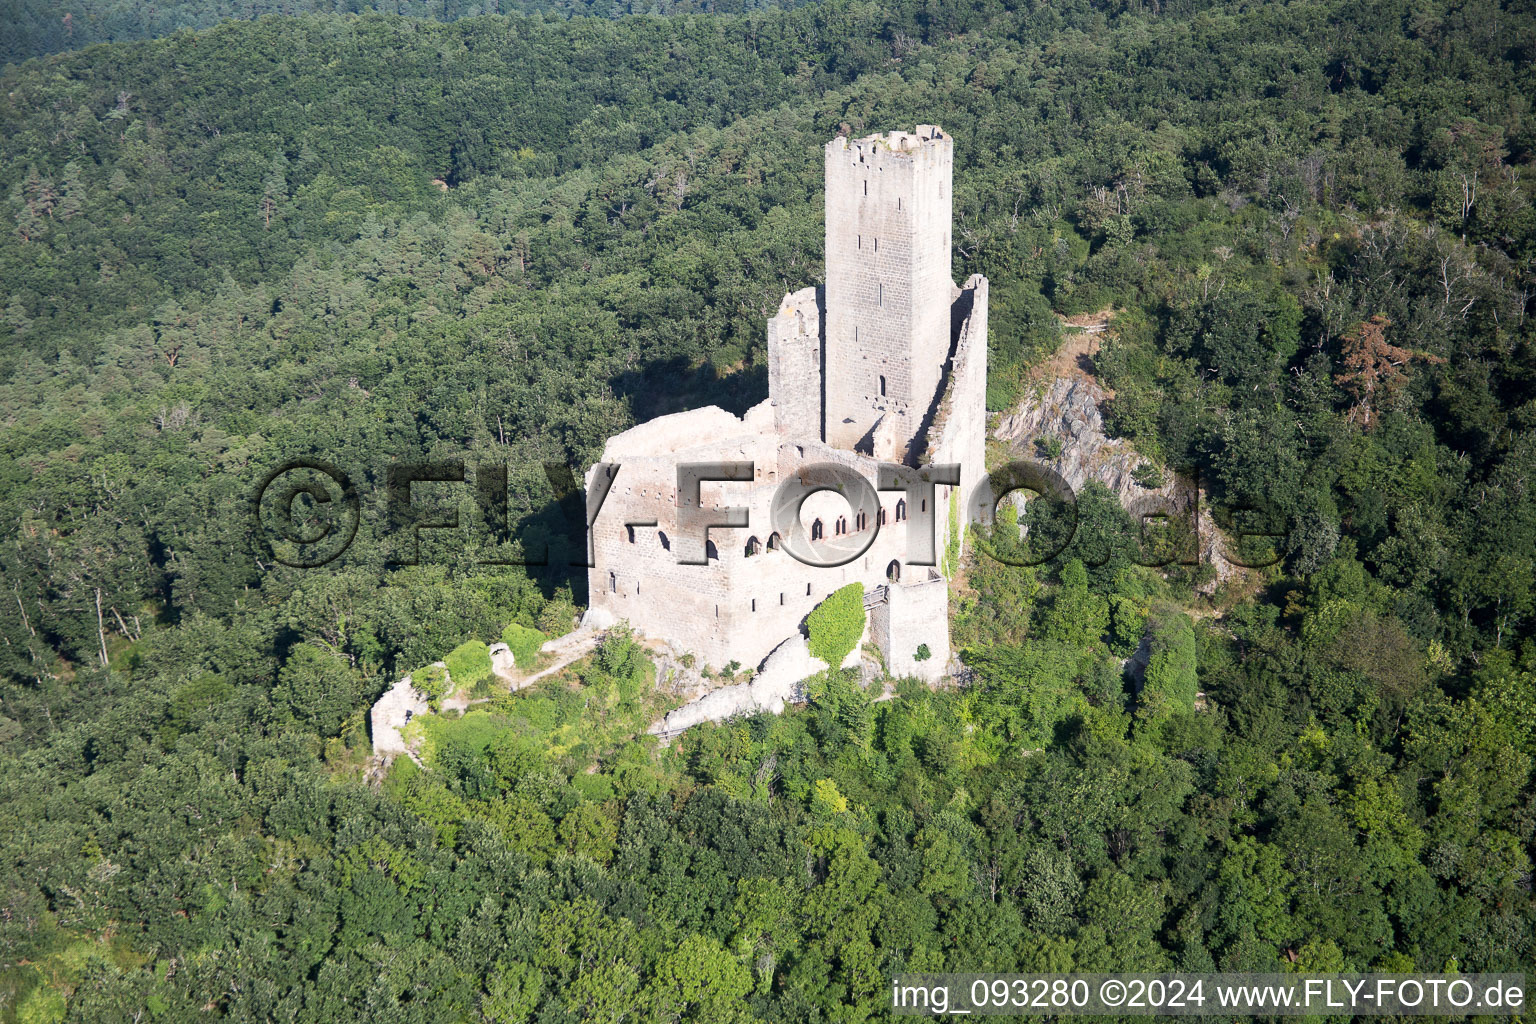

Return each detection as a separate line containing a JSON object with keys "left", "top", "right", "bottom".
{"left": 822, "top": 125, "right": 954, "bottom": 461}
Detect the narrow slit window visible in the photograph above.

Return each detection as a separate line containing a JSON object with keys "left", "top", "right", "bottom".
{"left": 878, "top": 283, "right": 884, "bottom": 306}
{"left": 879, "top": 375, "right": 886, "bottom": 396}
{"left": 873, "top": 237, "right": 879, "bottom": 253}
{"left": 864, "top": 180, "right": 868, "bottom": 196}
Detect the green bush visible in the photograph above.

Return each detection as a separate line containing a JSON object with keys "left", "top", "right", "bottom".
{"left": 807, "top": 584, "right": 866, "bottom": 668}
{"left": 501, "top": 622, "right": 548, "bottom": 670}
{"left": 445, "top": 640, "right": 493, "bottom": 691}
{"left": 1139, "top": 611, "right": 1198, "bottom": 720}
{"left": 1132, "top": 462, "right": 1165, "bottom": 489}
{"left": 412, "top": 663, "right": 449, "bottom": 710}
{"left": 915, "top": 643, "right": 931, "bottom": 662}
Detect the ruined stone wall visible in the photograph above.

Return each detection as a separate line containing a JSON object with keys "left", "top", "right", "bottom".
{"left": 767, "top": 285, "right": 823, "bottom": 439}
{"left": 588, "top": 405, "right": 961, "bottom": 671}
{"left": 586, "top": 127, "right": 986, "bottom": 682}
{"left": 926, "top": 273, "right": 990, "bottom": 546}
{"left": 823, "top": 127, "right": 953, "bottom": 458}
{"left": 868, "top": 575, "right": 949, "bottom": 683}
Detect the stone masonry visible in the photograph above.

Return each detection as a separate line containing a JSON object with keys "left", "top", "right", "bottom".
{"left": 586, "top": 127, "right": 987, "bottom": 683}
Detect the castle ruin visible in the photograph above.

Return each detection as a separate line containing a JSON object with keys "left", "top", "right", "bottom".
{"left": 585, "top": 127, "right": 988, "bottom": 682}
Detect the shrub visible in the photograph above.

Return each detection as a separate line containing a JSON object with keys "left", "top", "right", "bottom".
{"left": 536, "top": 587, "right": 577, "bottom": 636}
{"left": 594, "top": 623, "right": 644, "bottom": 684}
{"left": 1132, "top": 462, "right": 1165, "bottom": 488}
{"left": 412, "top": 663, "right": 449, "bottom": 710}
{"left": 1139, "top": 611, "right": 1197, "bottom": 720}
{"left": 1035, "top": 434, "right": 1065, "bottom": 460}
{"left": 445, "top": 640, "right": 493, "bottom": 691}
{"left": 501, "top": 622, "right": 547, "bottom": 670}
{"left": 915, "top": 643, "right": 931, "bottom": 662}
{"left": 807, "top": 583, "right": 866, "bottom": 667}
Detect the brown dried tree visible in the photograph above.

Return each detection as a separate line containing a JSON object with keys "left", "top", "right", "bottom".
{"left": 1335, "top": 315, "right": 1429, "bottom": 428}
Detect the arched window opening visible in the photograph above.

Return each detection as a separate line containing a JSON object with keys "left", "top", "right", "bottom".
{"left": 895, "top": 498, "right": 907, "bottom": 522}
{"left": 706, "top": 539, "right": 719, "bottom": 561}
{"left": 879, "top": 375, "right": 886, "bottom": 397}
{"left": 745, "top": 536, "right": 760, "bottom": 558}
{"left": 767, "top": 532, "right": 781, "bottom": 551}
{"left": 856, "top": 510, "right": 868, "bottom": 531}
{"left": 609, "top": 571, "right": 617, "bottom": 593}
{"left": 887, "top": 560, "right": 901, "bottom": 582}
{"left": 878, "top": 507, "right": 887, "bottom": 526}
{"left": 810, "top": 519, "right": 824, "bottom": 541}
{"left": 835, "top": 516, "right": 847, "bottom": 536}
{"left": 657, "top": 531, "right": 670, "bottom": 551}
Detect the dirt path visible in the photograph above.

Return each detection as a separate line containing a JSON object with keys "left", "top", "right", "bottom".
{"left": 514, "top": 632, "right": 600, "bottom": 689}
{"left": 440, "top": 630, "right": 601, "bottom": 712}
{"left": 1033, "top": 308, "right": 1117, "bottom": 391}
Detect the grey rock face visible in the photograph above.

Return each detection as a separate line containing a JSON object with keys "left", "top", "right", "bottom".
{"left": 993, "top": 376, "right": 1172, "bottom": 505}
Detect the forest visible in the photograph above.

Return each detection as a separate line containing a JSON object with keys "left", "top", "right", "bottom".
{"left": 1, "top": 0, "right": 1534, "bottom": 1019}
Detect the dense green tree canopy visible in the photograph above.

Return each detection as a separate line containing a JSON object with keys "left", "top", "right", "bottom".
{"left": 1, "top": 0, "right": 1533, "bottom": 1018}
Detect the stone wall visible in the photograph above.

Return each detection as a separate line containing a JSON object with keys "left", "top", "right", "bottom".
{"left": 767, "top": 285, "right": 822, "bottom": 439}
{"left": 370, "top": 674, "right": 429, "bottom": 757}
{"left": 587, "top": 405, "right": 966, "bottom": 672}
{"left": 867, "top": 575, "right": 949, "bottom": 683}
{"left": 925, "top": 273, "right": 989, "bottom": 550}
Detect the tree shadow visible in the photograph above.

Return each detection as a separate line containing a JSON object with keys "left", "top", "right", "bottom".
{"left": 609, "top": 356, "right": 767, "bottom": 422}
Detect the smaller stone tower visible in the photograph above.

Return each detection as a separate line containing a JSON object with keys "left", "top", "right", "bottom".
{"left": 822, "top": 126, "right": 954, "bottom": 461}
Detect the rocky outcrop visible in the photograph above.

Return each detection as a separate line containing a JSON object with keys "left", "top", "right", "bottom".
{"left": 994, "top": 376, "right": 1172, "bottom": 505}
{"left": 994, "top": 375, "right": 1243, "bottom": 591}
